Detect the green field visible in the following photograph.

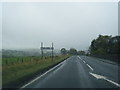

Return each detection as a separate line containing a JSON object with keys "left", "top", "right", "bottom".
{"left": 2, "top": 55, "right": 70, "bottom": 88}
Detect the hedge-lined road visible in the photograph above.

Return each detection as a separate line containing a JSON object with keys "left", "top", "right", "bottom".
{"left": 21, "top": 56, "right": 120, "bottom": 88}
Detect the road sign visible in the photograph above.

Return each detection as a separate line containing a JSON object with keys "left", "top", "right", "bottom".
{"left": 40, "top": 42, "right": 54, "bottom": 61}
{"left": 41, "top": 47, "right": 54, "bottom": 50}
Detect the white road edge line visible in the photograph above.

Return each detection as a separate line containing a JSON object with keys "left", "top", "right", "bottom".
{"left": 21, "top": 59, "right": 67, "bottom": 88}
{"left": 86, "top": 64, "right": 94, "bottom": 71}
{"left": 89, "top": 72, "right": 120, "bottom": 87}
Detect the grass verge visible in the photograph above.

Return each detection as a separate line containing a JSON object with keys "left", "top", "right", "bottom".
{"left": 2, "top": 55, "right": 70, "bottom": 88}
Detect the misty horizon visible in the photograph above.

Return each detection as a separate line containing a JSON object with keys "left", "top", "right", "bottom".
{"left": 2, "top": 2, "right": 118, "bottom": 51}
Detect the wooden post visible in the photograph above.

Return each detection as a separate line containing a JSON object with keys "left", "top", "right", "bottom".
{"left": 52, "top": 42, "right": 54, "bottom": 61}
{"left": 41, "top": 42, "right": 43, "bottom": 59}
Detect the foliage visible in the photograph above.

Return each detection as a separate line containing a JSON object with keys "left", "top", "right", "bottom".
{"left": 60, "top": 48, "right": 67, "bottom": 55}
{"left": 60, "top": 48, "right": 86, "bottom": 55}
{"left": 90, "top": 35, "right": 120, "bottom": 55}
{"left": 69, "top": 48, "right": 78, "bottom": 55}
{"left": 89, "top": 35, "right": 120, "bottom": 63}
{"left": 77, "top": 51, "right": 85, "bottom": 55}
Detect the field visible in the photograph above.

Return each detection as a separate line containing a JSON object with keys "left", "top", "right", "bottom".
{"left": 2, "top": 55, "right": 70, "bottom": 88}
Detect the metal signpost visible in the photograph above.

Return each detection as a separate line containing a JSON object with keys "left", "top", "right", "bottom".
{"left": 40, "top": 42, "right": 54, "bottom": 61}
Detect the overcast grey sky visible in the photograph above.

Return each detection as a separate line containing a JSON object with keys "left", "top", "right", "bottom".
{"left": 0, "top": 3, "right": 2, "bottom": 50}
{"left": 2, "top": 2, "right": 118, "bottom": 50}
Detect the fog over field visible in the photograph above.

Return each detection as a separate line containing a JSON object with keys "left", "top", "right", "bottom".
{"left": 2, "top": 2, "right": 118, "bottom": 50}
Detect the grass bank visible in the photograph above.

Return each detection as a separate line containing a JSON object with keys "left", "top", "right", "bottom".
{"left": 2, "top": 55, "right": 70, "bottom": 88}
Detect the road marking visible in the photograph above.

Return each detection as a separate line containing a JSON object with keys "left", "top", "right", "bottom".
{"left": 83, "top": 60, "right": 86, "bottom": 63}
{"left": 77, "top": 56, "right": 82, "bottom": 60}
{"left": 77, "top": 56, "right": 93, "bottom": 71}
{"left": 77, "top": 56, "right": 86, "bottom": 63}
{"left": 86, "top": 64, "right": 94, "bottom": 71}
{"left": 21, "top": 59, "right": 67, "bottom": 88}
{"left": 89, "top": 72, "right": 120, "bottom": 87}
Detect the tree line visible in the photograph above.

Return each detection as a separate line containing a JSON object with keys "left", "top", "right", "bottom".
{"left": 60, "top": 35, "right": 120, "bottom": 63}
{"left": 89, "top": 35, "right": 120, "bottom": 55}
{"left": 89, "top": 35, "right": 120, "bottom": 63}
{"left": 60, "top": 48, "right": 85, "bottom": 55}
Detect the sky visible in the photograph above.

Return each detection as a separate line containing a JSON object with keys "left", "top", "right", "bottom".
{"left": 2, "top": 2, "right": 118, "bottom": 51}
{"left": 0, "top": 3, "right": 2, "bottom": 51}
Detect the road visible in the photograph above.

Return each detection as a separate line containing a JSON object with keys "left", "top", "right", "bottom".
{"left": 21, "top": 56, "right": 120, "bottom": 88}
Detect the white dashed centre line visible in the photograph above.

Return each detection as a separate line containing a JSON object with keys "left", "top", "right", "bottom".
{"left": 77, "top": 56, "right": 86, "bottom": 63}
{"left": 86, "top": 64, "right": 94, "bottom": 71}
{"left": 77, "top": 56, "right": 82, "bottom": 61}
{"left": 83, "top": 60, "right": 86, "bottom": 63}
{"left": 77, "top": 56, "right": 93, "bottom": 71}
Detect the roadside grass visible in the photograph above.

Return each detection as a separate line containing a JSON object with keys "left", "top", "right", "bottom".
{"left": 2, "top": 56, "right": 42, "bottom": 65}
{"left": 2, "top": 55, "right": 70, "bottom": 88}
{"left": 0, "top": 58, "right": 1, "bottom": 89}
